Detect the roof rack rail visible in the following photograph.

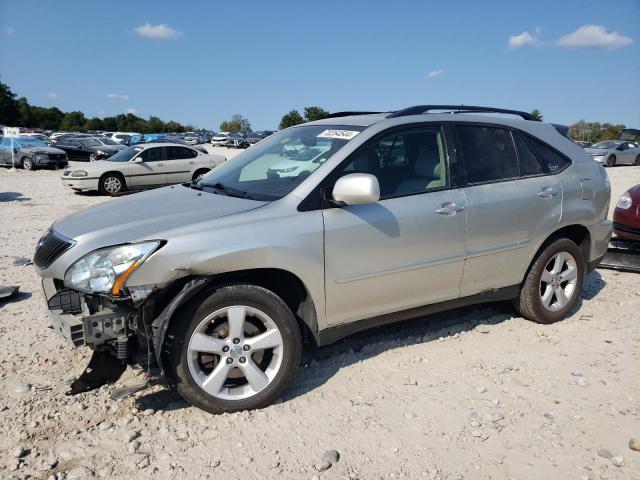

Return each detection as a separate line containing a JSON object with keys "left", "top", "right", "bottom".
{"left": 321, "top": 111, "right": 384, "bottom": 119}
{"left": 387, "top": 105, "right": 539, "bottom": 121}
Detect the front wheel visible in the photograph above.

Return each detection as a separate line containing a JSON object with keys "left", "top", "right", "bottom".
{"left": 606, "top": 155, "right": 616, "bottom": 167}
{"left": 165, "top": 284, "right": 301, "bottom": 414}
{"left": 514, "top": 238, "right": 585, "bottom": 324}
{"left": 99, "top": 173, "right": 125, "bottom": 195}
{"left": 21, "top": 157, "right": 35, "bottom": 170}
{"left": 634, "top": 155, "right": 640, "bottom": 166}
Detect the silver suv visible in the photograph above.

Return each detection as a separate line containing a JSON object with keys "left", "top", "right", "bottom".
{"left": 34, "top": 105, "right": 612, "bottom": 413}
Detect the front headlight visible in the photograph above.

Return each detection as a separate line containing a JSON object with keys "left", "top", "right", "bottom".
{"left": 617, "top": 191, "right": 632, "bottom": 210}
{"left": 64, "top": 241, "right": 161, "bottom": 295}
{"left": 70, "top": 170, "right": 88, "bottom": 177}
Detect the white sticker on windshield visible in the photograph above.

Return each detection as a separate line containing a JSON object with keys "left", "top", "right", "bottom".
{"left": 317, "top": 129, "right": 360, "bottom": 140}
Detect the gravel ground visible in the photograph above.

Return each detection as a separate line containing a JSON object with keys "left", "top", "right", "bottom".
{"left": 0, "top": 154, "right": 639, "bottom": 480}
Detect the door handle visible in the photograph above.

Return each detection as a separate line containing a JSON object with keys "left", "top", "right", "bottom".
{"left": 435, "top": 201, "right": 465, "bottom": 216}
{"left": 537, "top": 187, "right": 558, "bottom": 199}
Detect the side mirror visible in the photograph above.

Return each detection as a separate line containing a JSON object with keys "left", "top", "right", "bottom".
{"left": 132, "top": 156, "right": 143, "bottom": 163}
{"left": 332, "top": 173, "right": 380, "bottom": 206}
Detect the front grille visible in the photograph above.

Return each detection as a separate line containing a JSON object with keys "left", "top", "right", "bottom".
{"left": 49, "top": 154, "right": 66, "bottom": 160}
{"left": 34, "top": 230, "right": 74, "bottom": 269}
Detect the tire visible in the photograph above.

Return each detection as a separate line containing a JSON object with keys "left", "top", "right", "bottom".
{"left": 514, "top": 238, "right": 585, "bottom": 324}
{"left": 192, "top": 168, "right": 209, "bottom": 182}
{"left": 165, "top": 284, "right": 301, "bottom": 414}
{"left": 606, "top": 155, "right": 616, "bottom": 167}
{"left": 21, "top": 157, "right": 35, "bottom": 170}
{"left": 634, "top": 155, "right": 640, "bottom": 166}
{"left": 99, "top": 173, "right": 125, "bottom": 196}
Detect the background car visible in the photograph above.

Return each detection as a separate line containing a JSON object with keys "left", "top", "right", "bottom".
{"left": 613, "top": 185, "right": 640, "bottom": 241}
{"left": 225, "top": 132, "right": 248, "bottom": 148}
{"left": 210, "top": 132, "right": 230, "bottom": 146}
{"left": 110, "top": 132, "right": 139, "bottom": 145}
{"left": 584, "top": 140, "right": 640, "bottom": 166}
{"left": 55, "top": 137, "right": 126, "bottom": 161}
{"left": 0, "top": 135, "right": 67, "bottom": 169}
{"left": 574, "top": 140, "right": 592, "bottom": 148}
{"left": 61, "top": 142, "right": 225, "bottom": 195}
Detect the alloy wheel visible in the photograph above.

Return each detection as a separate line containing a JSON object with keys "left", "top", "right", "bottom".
{"left": 187, "top": 305, "right": 284, "bottom": 400}
{"left": 539, "top": 251, "right": 578, "bottom": 312}
{"left": 22, "top": 157, "right": 34, "bottom": 170}
{"left": 103, "top": 176, "right": 122, "bottom": 193}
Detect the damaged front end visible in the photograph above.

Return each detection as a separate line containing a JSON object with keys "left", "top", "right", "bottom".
{"left": 42, "top": 274, "right": 211, "bottom": 397}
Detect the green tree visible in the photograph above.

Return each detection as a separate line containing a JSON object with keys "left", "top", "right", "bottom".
{"left": 0, "top": 80, "right": 19, "bottom": 125}
{"left": 219, "top": 114, "right": 251, "bottom": 133}
{"left": 59, "top": 111, "right": 87, "bottom": 131}
{"left": 530, "top": 108, "right": 543, "bottom": 121}
{"left": 304, "top": 106, "right": 329, "bottom": 122}
{"left": 279, "top": 109, "right": 304, "bottom": 129}
{"left": 569, "top": 120, "right": 626, "bottom": 143}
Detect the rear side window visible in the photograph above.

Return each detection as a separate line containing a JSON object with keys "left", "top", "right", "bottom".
{"left": 514, "top": 132, "right": 546, "bottom": 176}
{"left": 457, "top": 126, "right": 518, "bottom": 183}
{"left": 166, "top": 146, "right": 197, "bottom": 159}
{"left": 527, "top": 137, "right": 571, "bottom": 173}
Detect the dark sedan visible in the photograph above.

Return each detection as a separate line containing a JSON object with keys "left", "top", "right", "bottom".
{"left": 0, "top": 135, "right": 68, "bottom": 170}
{"left": 55, "top": 137, "right": 126, "bottom": 161}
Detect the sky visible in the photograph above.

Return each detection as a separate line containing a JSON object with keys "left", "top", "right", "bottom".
{"left": 0, "top": 0, "right": 639, "bottom": 130}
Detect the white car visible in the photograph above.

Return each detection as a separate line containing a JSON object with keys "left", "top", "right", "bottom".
{"left": 61, "top": 143, "right": 225, "bottom": 195}
{"left": 110, "top": 132, "right": 140, "bottom": 144}
{"left": 210, "top": 132, "right": 230, "bottom": 146}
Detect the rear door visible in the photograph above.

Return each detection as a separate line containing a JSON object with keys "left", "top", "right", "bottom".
{"left": 455, "top": 124, "right": 562, "bottom": 296}
{"left": 323, "top": 124, "right": 468, "bottom": 326}
{"left": 165, "top": 146, "right": 199, "bottom": 183}
{"left": 127, "top": 146, "right": 168, "bottom": 187}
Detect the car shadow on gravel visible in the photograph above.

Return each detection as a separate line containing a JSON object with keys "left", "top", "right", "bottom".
{"left": 133, "top": 271, "right": 606, "bottom": 411}
{"left": 0, "top": 191, "right": 31, "bottom": 202}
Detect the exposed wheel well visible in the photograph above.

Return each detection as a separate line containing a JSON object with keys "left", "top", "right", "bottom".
{"left": 159, "top": 269, "right": 319, "bottom": 348}
{"left": 192, "top": 168, "right": 209, "bottom": 181}
{"left": 530, "top": 224, "right": 591, "bottom": 273}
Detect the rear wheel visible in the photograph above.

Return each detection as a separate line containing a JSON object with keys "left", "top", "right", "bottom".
{"left": 606, "top": 155, "right": 616, "bottom": 167}
{"left": 99, "top": 173, "right": 125, "bottom": 195}
{"left": 21, "top": 156, "right": 35, "bottom": 170}
{"left": 166, "top": 284, "right": 301, "bottom": 414}
{"left": 514, "top": 238, "right": 584, "bottom": 324}
{"left": 192, "top": 168, "right": 209, "bottom": 182}
{"left": 634, "top": 155, "right": 640, "bottom": 166}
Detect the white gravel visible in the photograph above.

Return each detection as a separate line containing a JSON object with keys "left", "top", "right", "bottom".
{"left": 0, "top": 154, "right": 639, "bottom": 479}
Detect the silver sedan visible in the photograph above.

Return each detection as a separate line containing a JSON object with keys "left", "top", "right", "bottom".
{"left": 584, "top": 140, "right": 640, "bottom": 167}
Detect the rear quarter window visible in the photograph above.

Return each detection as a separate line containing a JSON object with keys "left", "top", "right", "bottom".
{"left": 526, "top": 136, "right": 571, "bottom": 173}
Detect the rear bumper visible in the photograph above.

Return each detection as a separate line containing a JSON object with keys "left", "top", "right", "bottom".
{"left": 586, "top": 219, "right": 613, "bottom": 264}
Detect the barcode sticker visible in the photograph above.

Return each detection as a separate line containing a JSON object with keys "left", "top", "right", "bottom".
{"left": 317, "top": 129, "right": 360, "bottom": 140}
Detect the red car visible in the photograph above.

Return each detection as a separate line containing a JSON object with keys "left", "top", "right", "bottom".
{"left": 613, "top": 184, "right": 640, "bottom": 241}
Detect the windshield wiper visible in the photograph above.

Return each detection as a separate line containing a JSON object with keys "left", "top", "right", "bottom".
{"left": 204, "top": 182, "right": 253, "bottom": 199}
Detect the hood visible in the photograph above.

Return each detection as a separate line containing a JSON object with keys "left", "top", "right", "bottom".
{"left": 21, "top": 146, "right": 66, "bottom": 155}
{"left": 627, "top": 184, "right": 640, "bottom": 204}
{"left": 53, "top": 185, "right": 268, "bottom": 245}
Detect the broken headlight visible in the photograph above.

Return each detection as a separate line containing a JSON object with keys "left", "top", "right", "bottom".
{"left": 64, "top": 241, "right": 160, "bottom": 295}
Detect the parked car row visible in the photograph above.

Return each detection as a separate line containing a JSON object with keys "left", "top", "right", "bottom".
{"left": 210, "top": 131, "right": 274, "bottom": 148}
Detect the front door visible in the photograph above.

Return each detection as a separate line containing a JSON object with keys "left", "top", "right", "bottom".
{"left": 323, "top": 125, "right": 468, "bottom": 326}
{"left": 127, "top": 146, "right": 168, "bottom": 187}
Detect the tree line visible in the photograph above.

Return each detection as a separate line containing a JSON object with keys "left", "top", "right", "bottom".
{"left": 0, "top": 80, "right": 193, "bottom": 133}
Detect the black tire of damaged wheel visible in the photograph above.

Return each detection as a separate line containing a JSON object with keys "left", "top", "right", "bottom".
{"left": 192, "top": 169, "right": 209, "bottom": 182}
{"left": 99, "top": 173, "right": 126, "bottom": 196}
{"left": 514, "top": 238, "right": 584, "bottom": 324}
{"left": 164, "top": 284, "right": 302, "bottom": 414}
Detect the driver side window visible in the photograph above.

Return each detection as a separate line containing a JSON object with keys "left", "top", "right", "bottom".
{"left": 339, "top": 126, "right": 448, "bottom": 198}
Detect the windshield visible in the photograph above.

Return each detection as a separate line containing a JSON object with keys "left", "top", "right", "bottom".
{"left": 80, "top": 139, "right": 102, "bottom": 147}
{"left": 200, "top": 124, "right": 365, "bottom": 200}
{"left": 591, "top": 141, "right": 621, "bottom": 149}
{"left": 98, "top": 137, "right": 118, "bottom": 145}
{"left": 17, "top": 137, "right": 48, "bottom": 147}
{"left": 106, "top": 146, "right": 143, "bottom": 162}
